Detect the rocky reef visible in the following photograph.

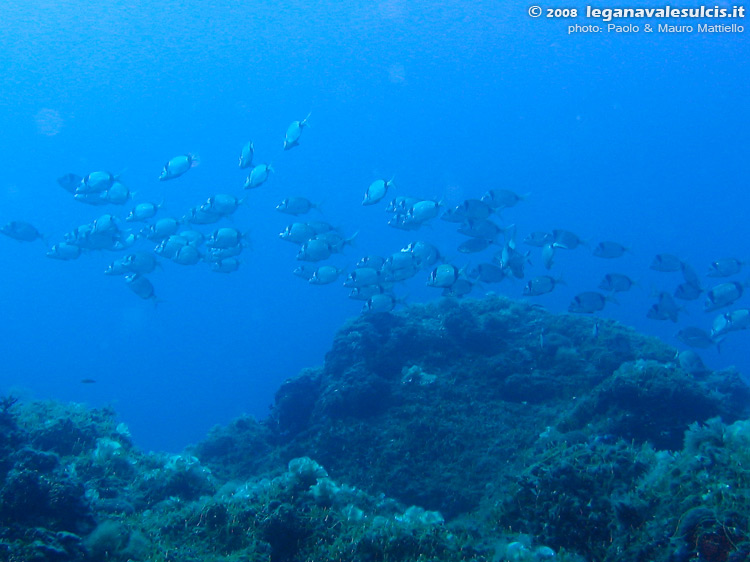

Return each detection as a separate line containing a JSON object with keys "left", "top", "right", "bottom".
{"left": 2, "top": 296, "right": 750, "bottom": 561}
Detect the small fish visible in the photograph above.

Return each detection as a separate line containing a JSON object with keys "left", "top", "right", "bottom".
{"left": 73, "top": 191, "right": 108, "bottom": 206}
{"left": 711, "top": 309, "right": 750, "bottom": 339}
{"left": 203, "top": 245, "right": 242, "bottom": 262}
{"left": 680, "top": 262, "right": 701, "bottom": 288}
{"left": 362, "top": 293, "right": 400, "bottom": 313}
{"left": 283, "top": 113, "right": 311, "bottom": 150}
{"left": 92, "top": 214, "right": 119, "bottom": 235}
{"left": 674, "top": 282, "right": 703, "bottom": 301}
{"left": 442, "top": 199, "right": 493, "bottom": 222}
{"left": 647, "top": 292, "right": 683, "bottom": 322}
{"left": 143, "top": 218, "right": 180, "bottom": 241}
{"left": 348, "top": 285, "right": 390, "bottom": 301}
{"left": 541, "top": 243, "right": 555, "bottom": 270}
{"left": 552, "top": 229, "right": 585, "bottom": 250}
{"left": 280, "top": 222, "right": 317, "bottom": 244}
{"left": 387, "top": 215, "right": 423, "bottom": 231}
{"left": 468, "top": 263, "right": 505, "bottom": 284}
{"left": 46, "top": 243, "right": 81, "bottom": 261}
{"left": 704, "top": 281, "right": 746, "bottom": 312}
{"left": 402, "top": 241, "right": 442, "bottom": 269}
{"left": 384, "top": 264, "right": 419, "bottom": 282}
{"left": 1, "top": 221, "right": 43, "bottom": 242}
{"left": 293, "top": 265, "right": 317, "bottom": 280}
{"left": 458, "top": 238, "right": 493, "bottom": 254}
{"left": 481, "top": 189, "right": 526, "bottom": 210}
{"left": 239, "top": 141, "right": 254, "bottom": 169}
{"left": 568, "top": 292, "right": 613, "bottom": 314}
{"left": 212, "top": 258, "right": 240, "bottom": 273}
{"left": 202, "top": 194, "right": 244, "bottom": 216}
{"left": 159, "top": 154, "right": 199, "bottom": 181}
{"left": 179, "top": 230, "right": 205, "bottom": 246}
{"left": 126, "top": 202, "right": 161, "bottom": 222}
{"left": 598, "top": 273, "right": 637, "bottom": 293}
{"left": 356, "top": 255, "right": 386, "bottom": 270}
{"left": 171, "top": 245, "right": 201, "bottom": 265}
{"left": 207, "top": 227, "right": 246, "bottom": 249}
{"left": 383, "top": 252, "right": 418, "bottom": 273}
{"left": 676, "top": 327, "right": 716, "bottom": 349}
{"left": 125, "top": 273, "right": 158, "bottom": 303}
{"left": 406, "top": 200, "right": 442, "bottom": 224}
{"left": 496, "top": 244, "right": 530, "bottom": 279}
{"left": 707, "top": 258, "right": 745, "bottom": 278}
{"left": 244, "top": 164, "right": 274, "bottom": 189}
{"left": 650, "top": 253, "right": 683, "bottom": 272}
{"left": 123, "top": 252, "right": 159, "bottom": 274}
{"left": 297, "top": 239, "right": 332, "bottom": 262}
{"left": 184, "top": 206, "right": 222, "bottom": 225}
{"left": 427, "top": 264, "right": 462, "bottom": 288}
{"left": 458, "top": 219, "right": 504, "bottom": 241}
{"left": 523, "top": 275, "right": 564, "bottom": 296}
{"left": 676, "top": 350, "right": 709, "bottom": 376}
{"left": 593, "top": 241, "right": 629, "bottom": 259}
{"left": 80, "top": 378, "right": 97, "bottom": 384}
{"left": 362, "top": 178, "right": 394, "bottom": 206}
{"left": 344, "top": 267, "right": 383, "bottom": 288}
{"left": 523, "top": 231, "right": 553, "bottom": 247}
{"left": 386, "top": 197, "right": 421, "bottom": 215}
{"left": 442, "top": 278, "right": 474, "bottom": 298}
{"left": 57, "top": 173, "right": 83, "bottom": 194}
{"left": 78, "top": 171, "right": 116, "bottom": 193}
{"left": 309, "top": 265, "right": 346, "bottom": 285}
{"left": 154, "top": 235, "right": 190, "bottom": 260}
{"left": 105, "top": 181, "right": 130, "bottom": 204}
{"left": 276, "top": 197, "right": 320, "bottom": 216}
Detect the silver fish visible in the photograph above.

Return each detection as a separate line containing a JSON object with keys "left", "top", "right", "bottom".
{"left": 244, "top": 164, "right": 274, "bottom": 189}
{"left": 481, "top": 189, "right": 526, "bottom": 210}
{"left": 362, "top": 293, "right": 399, "bottom": 313}
{"left": 202, "top": 194, "right": 244, "bottom": 216}
{"left": 568, "top": 291, "right": 612, "bottom": 314}
{"left": 125, "top": 273, "right": 158, "bottom": 303}
{"left": 297, "top": 239, "right": 332, "bottom": 261}
{"left": 207, "top": 227, "right": 246, "bottom": 249}
{"left": 647, "top": 292, "right": 682, "bottom": 322}
{"left": 676, "top": 350, "right": 709, "bottom": 376}
{"left": 212, "top": 258, "right": 240, "bottom": 273}
{"left": 523, "top": 275, "right": 563, "bottom": 296}
{"left": 707, "top": 258, "right": 745, "bottom": 277}
{"left": 46, "top": 242, "right": 81, "bottom": 261}
{"left": 239, "top": 141, "right": 254, "bottom": 169}
{"left": 276, "top": 197, "right": 320, "bottom": 216}
{"left": 427, "top": 264, "right": 461, "bottom": 288}
{"left": 552, "top": 229, "right": 585, "bottom": 250}
{"left": 598, "top": 273, "right": 636, "bottom": 293}
{"left": 593, "top": 241, "right": 628, "bottom": 259}
{"left": 159, "top": 154, "right": 199, "bottom": 181}
{"left": 171, "top": 245, "right": 201, "bottom": 265}
{"left": 1, "top": 221, "right": 43, "bottom": 242}
{"left": 126, "top": 202, "right": 161, "bottom": 222}
{"left": 344, "top": 267, "right": 383, "bottom": 288}
{"left": 283, "top": 113, "right": 311, "bottom": 150}
{"left": 650, "top": 253, "right": 683, "bottom": 272}
{"left": 674, "top": 282, "right": 703, "bottom": 301}
{"left": 309, "top": 266, "right": 346, "bottom": 285}
{"left": 362, "top": 178, "right": 394, "bottom": 206}
{"left": 676, "top": 327, "right": 716, "bottom": 349}
{"left": 704, "top": 281, "right": 746, "bottom": 312}
{"left": 523, "top": 231, "right": 553, "bottom": 247}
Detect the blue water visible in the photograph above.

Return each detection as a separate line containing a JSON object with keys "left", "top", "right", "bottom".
{"left": 0, "top": 0, "right": 747, "bottom": 452}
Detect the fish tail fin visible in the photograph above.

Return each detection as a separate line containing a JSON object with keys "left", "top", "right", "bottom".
{"left": 345, "top": 230, "right": 359, "bottom": 248}
{"left": 313, "top": 199, "right": 325, "bottom": 215}
{"left": 189, "top": 154, "right": 200, "bottom": 167}
{"left": 302, "top": 111, "right": 312, "bottom": 127}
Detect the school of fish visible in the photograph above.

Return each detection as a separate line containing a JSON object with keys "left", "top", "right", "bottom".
{"left": 2, "top": 114, "right": 747, "bottom": 370}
